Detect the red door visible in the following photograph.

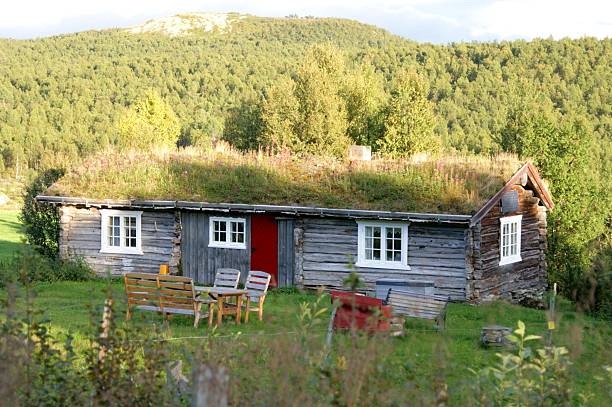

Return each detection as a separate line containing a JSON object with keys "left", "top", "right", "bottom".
{"left": 250, "top": 214, "right": 278, "bottom": 287}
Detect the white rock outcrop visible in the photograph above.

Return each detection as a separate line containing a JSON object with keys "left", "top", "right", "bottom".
{"left": 127, "top": 13, "right": 242, "bottom": 36}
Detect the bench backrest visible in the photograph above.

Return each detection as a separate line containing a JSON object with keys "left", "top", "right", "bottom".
{"left": 125, "top": 273, "right": 197, "bottom": 315}
{"left": 386, "top": 289, "right": 448, "bottom": 320}
{"left": 214, "top": 268, "right": 241, "bottom": 289}
{"left": 124, "top": 273, "right": 160, "bottom": 309}
{"left": 245, "top": 270, "right": 271, "bottom": 299}
{"left": 157, "top": 275, "right": 197, "bottom": 314}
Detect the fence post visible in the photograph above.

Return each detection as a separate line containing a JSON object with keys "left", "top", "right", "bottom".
{"left": 98, "top": 298, "right": 113, "bottom": 361}
{"left": 192, "top": 363, "right": 229, "bottom": 407}
{"left": 546, "top": 283, "right": 557, "bottom": 348}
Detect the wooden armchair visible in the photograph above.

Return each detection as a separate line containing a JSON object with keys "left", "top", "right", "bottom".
{"left": 242, "top": 271, "right": 272, "bottom": 322}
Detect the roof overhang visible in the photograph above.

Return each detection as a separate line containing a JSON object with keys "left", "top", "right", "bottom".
{"left": 470, "top": 162, "right": 554, "bottom": 227}
{"left": 35, "top": 195, "right": 472, "bottom": 225}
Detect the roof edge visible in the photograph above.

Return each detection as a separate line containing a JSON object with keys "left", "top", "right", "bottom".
{"left": 35, "top": 195, "right": 472, "bottom": 224}
{"left": 470, "top": 162, "right": 554, "bottom": 227}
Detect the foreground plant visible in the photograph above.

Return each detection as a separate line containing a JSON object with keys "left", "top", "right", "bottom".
{"left": 472, "top": 320, "right": 576, "bottom": 406}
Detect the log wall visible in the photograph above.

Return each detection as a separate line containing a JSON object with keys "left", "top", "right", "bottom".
{"left": 181, "top": 211, "right": 251, "bottom": 285}
{"left": 296, "top": 218, "right": 469, "bottom": 300}
{"left": 468, "top": 185, "right": 547, "bottom": 305}
{"left": 59, "top": 206, "right": 180, "bottom": 275}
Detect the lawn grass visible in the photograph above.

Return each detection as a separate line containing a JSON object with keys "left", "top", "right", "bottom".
{"left": 0, "top": 210, "right": 24, "bottom": 261}
{"left": 2, "top": 280, "right": 610, "bottom": 404}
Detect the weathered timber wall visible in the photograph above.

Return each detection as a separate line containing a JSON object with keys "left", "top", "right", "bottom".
{"left": 469, "top": 185, "right": 547, "bottom": 305}
{"left": 277, "top": 218, "right": 295, "bottom": 288}
{"left": 59, "top": 206, "right": 180, "bottom": 275}
{"left": 181, "top": 212, "right": 251, "bottom": 284}
{"left": 296, "top": 218, "right": 468, "bottom": 300}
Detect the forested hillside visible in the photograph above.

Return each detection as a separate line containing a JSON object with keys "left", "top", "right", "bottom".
{"left": 1, "top": 14, "right": 610, "bottom": 314}
{"left": 0, "top": 14, "right": 609, "bottom": 171}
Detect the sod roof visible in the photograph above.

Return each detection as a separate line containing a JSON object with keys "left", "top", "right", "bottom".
{"left": 45, "top": 148, "right": 524, "bottom": 215}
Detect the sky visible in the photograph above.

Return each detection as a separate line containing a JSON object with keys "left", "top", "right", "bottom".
{"left": 0, "top": 0, "right": 610, "bottom": 43}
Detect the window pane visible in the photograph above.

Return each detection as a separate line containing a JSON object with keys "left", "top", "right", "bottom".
{"left": 385, "top": 227, "right": 402, "bottom": 263}
{"left": 108, "top": 216, "right": 121, "bottom": 247}
{"left": 372, "top": 227, "right": 381, "bottom": 260}
{"left": 124, "top": 216, "right": 137, "bottom": 247}
{"left": 364, "top": 226, "right": 382, "bottom": 261}
{"left": 213, "top": 221, "right": 227, "bottom": 242}
{"left": 235, "top": 232, "right": 244, "bottom": 243}
{"left": 501, "top": 219, "right": 522, "bottom": 260}
{"left": 231, "top": 221, "right": 245, "bottom": 243}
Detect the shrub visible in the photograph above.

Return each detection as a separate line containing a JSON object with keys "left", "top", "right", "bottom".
{"left": 0, "top": 283, "right": 175, "bottom": 406}
{"left": 0, "top": 249, "right": 95, "bottom": 288}
{"left": 471, "top": 320, "right": 578, "bottom": 405}
{"left": 20, "top": 168, "right": 64, "bottom": 258}
{"left": 576, "top": 242, "right": 612, "bottom": 319}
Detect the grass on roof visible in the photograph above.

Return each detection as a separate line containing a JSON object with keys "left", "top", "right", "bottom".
{"left": 47, "top": 147, "right": 523, "bottom": 214}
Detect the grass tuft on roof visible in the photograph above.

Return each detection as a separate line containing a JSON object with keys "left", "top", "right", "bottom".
{"left": 46, "top": 147, "right": 523, "bottom": 214}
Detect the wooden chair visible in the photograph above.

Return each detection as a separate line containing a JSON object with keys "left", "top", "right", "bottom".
{"left": 242, "top": 271, "right": 272, "bottom": 322}
{"left": 157, "top": 275, "right": 215, "bottom": 328}
{"left": 213, "top": 268, "right": 241, "bottom": 289}
{"left": 386, "top": 289, "right": 449, "bottom": 329}
{"left": 124, "top": 273, "right": 214, "bottom": 328}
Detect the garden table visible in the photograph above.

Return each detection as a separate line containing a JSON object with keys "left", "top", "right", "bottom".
{"left": 195, "top": 286, "right": 248, "bottom": 326}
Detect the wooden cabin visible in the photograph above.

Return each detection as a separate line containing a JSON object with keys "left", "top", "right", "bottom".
{"left": 36, "top": 151, "right": 553, "bottom": 305}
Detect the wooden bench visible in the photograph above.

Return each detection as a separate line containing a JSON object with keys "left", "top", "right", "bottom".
{"left": 124, "top": 273, "right": 215, "bottom": 328}
{"left": 386, "top": 289, "right": 449, "bottom": 329}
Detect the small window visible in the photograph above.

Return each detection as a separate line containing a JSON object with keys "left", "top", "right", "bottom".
{"left": 209, "top": 217, "right": 247, "bottom": 249}
{"left": 499, "top": 215, "right": 522, "bottom": 265}
{"left": 100, "top": 210, "right": 142, "bottom": 255}
{"left": 356, "top": 221, "right": 409, "bottom": 270}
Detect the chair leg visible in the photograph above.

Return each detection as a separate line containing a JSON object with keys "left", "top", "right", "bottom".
{"left": 245, "top": 298, "right": 250, "bottom": 323}
{"left": 208, "top": 303, "right": 215, "bottom": 327}
{"left": 194, "top": 304, "right": 201, "bottom": 328}
{"left": 258, "top": 297, "right": 265, "bottom": 321}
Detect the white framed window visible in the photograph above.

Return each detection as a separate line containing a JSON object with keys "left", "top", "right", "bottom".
{"left": 499, "top": 215, "right": 522, "bottom": 265}
{"left": 356, "top": 221, "right": 410, "bottom": 270}
{"left": 100, "top": 210, "right": 143, "bottom": 255}
{"left": 209, "top": 217, "right": 247, "bottom": 249}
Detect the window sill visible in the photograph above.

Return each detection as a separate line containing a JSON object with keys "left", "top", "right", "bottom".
{"left": 100, "top": 248, "right": 143, "bottom": 255}
{"left": 208, "top": 242, "right": 247, "bottom": 250}
{"left": 355, "top": 261, "right": 411, "bottom": 271}
{"left": 499, "top": 256, "right": 522, "bottom": 266}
